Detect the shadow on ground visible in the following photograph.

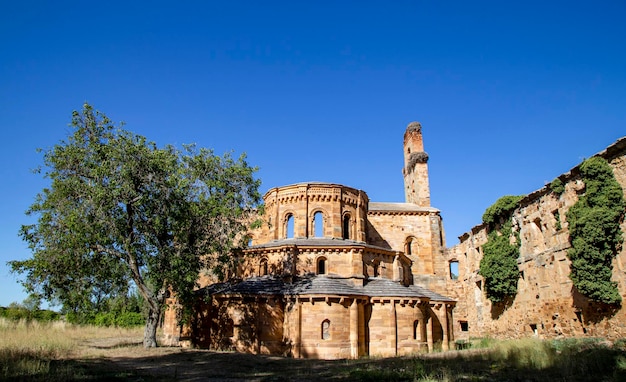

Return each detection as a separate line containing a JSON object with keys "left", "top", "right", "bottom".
{"left": 4, "top": 343, "right": 626, "bottom": 382}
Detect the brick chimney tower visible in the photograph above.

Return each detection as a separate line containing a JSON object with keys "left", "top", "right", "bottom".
{"left": 403, "top": 122, "right": 431, "bottom": 207}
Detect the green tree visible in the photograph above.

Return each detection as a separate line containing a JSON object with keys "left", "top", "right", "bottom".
{"left": 566, "top": 157, "right": 624, "bottom": 304}
{"left": 10, "top": 104, "right": 261, "bottom": 347}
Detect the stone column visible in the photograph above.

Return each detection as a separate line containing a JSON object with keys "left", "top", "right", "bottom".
{"left": 440, "top": 304, "right": 449, "bottom": 351}
{"left": 426, "top": 306, "right": 434, "bottom": 353}
{"left": 419, "top": 302, "right": 428, "bottom": 345}
{"left": 447, "top": 304, "right": 454, "bottom": 343}
{"left": 350, "top": 299, "right": 359, "bottom": 359}
{"left": 294, "top": 301, "right": 302, "bottom": 358}
{"left": 393, "top": 301, "right": 398, "bottom": 356}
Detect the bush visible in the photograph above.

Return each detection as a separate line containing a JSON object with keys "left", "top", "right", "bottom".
{"left": 115, "top": 312, "right": 144, "bottom": 328}
{"left": 566, "top": 157, "right": 624, "bottom": 304}
{"left": 550, "top": 178, "right": 565, "bottom": 195}
{"left": 482, "top": 195, "right": 523, "bottom": 228}
{"left": 479, "top": 195, "right": 522, "bottom": 303}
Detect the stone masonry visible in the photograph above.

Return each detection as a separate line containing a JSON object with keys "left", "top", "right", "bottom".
{"left": 447, "top": 137, "right": 626, "bottom": 341}
{"left": 163, "top": 122, "right": 626, "bottom": 359}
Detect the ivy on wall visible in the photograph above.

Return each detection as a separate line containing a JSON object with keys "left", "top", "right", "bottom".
{"left": 566, "top": 157, "right": 625, "bottom": 305}
{"left": 479, "top": 195, "right": 524, "bottom": 303}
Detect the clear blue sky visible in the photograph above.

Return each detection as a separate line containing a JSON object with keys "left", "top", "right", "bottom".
{"left": 1, "top": 1, "right": 624, "bottom": 308}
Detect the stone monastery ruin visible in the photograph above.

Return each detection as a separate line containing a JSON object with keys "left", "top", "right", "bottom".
{"left": 163, "top": 122, "right": 626, "bottom": 359}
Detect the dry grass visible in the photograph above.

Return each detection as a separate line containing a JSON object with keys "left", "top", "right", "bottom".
{"left": 0, "top": 318, "right": 144, "bottom": 380}
{"left": 1, "top": 320, "right": 625, "bottom": 382}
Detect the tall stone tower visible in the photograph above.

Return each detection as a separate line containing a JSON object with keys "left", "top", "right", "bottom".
{"left": 403, "top": 122, "right": 431, "bottom": 207}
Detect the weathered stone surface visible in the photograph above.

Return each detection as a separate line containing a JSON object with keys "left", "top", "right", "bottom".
{"left": 447, "top": 137, "right": 626, "bottom": 341}
{"left": 163, "top": 122, "right": 455, "bottom": 359}
{"left": 163, "top": 122, "right": 626, "bottom": 360}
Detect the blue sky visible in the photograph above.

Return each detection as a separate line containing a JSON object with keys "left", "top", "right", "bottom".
{"left": 1, "top": 1, "right": 624, "bottom": 308}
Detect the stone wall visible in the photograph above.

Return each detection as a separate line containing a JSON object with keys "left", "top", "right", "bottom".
{"left": 367, "top": 210, "right": 449, "bottom": 294}
{"left": 257, "top": 183, "right": 369, "bottom": 242}
{"left": 447, "top": 137, "right": 626, "bottom": 341}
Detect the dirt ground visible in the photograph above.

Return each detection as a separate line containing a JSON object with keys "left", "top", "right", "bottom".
{"left": 70, "top": 336, "right": 392, "bottom": 381}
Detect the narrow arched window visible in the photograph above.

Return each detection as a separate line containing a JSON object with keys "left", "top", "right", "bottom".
{"left": 314, "top": 211, "right": 324, "bottom": 237}
{"left": 405, "top": 237, "right": 413, "bottom": 256}
{"left": 413, "top": 320, "right": 419, "bottom": 340}
{"left": 317, "top": 257, "right": 327, "bottom": 275}
{"left": 321, "top": 319, "right": 330, "bottom": 340}
{"left": 343, "top": 214, "right": 351, "bottom": 240}
{"left": 260, "top": 259, "right": 268, "bottom": 276}
{"left": 286, "top": 214, "right": 294, "bottom": 238}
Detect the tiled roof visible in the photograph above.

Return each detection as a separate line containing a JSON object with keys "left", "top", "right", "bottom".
{"left": 206, "top": 275, "right": 454, "bottom": 303}
{"left": 363, "top": 278, "right": 455, "bottom": 302}
{"left": 248, "top": 238, "right": 396, "bottom": 253}
{"left": 288, "top": 275, "right": 364, "bottom": 296}
{"left": 368, "top": 202, "right": 439, "bottom": 213}
{"left": 214, "top": 276, "right": 286, "bottom": 296}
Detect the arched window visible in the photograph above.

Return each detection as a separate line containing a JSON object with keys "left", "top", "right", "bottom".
{"left": 313, "top": 211, "right": 324, "bottom": 237}
{"left": 405, "top": 237, "right": 414, "bottom": 256}
{"left": 260, "top": 258, "right": 268, "bottom": 276}
{"left": 413, "top": 320, "right": 419, "bottom": 340}
{"left": 321, "top": 319, "right": 330, "bottom": 340}
{"left": 343, "top": 214, "right": 351, "bottom": 240}
{"left": 317, "top": 257, "right": 327, "bottom": 275}
{"left": 285, "top": 214, "right": 295, "bottom": 238}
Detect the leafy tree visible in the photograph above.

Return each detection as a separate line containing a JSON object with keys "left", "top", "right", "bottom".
{"left": 566, "top": 157, "right": 624, "bottom": 304}
{"left": 10, "top": 104, "right": 261, "bottom": 347}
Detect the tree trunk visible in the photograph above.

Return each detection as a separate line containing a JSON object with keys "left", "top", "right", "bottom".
{"left": 143, "top": 304, "right": 161, "bottom": 348}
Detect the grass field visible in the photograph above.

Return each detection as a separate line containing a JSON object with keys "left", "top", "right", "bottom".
{"left": 1, "top": 318, "right": 625, "bottom": 381}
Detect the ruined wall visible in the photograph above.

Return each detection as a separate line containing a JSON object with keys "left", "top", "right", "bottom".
{"left": 447, "top": 137, "right": 626, "bottom": 341}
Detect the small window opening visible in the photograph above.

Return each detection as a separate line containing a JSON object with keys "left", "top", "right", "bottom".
{"left": 413, "top": 320, "right": 419, "bottom": 340}
{"left": 373, "top": 261, "right": 380, "bottom": 277}
{"left": 460, "top": 321, "right": 469, "bottom": 332}
{"left": 286, "top": 214, "right": 294, "bottom": 238}
{"left": 405, "top": 238, "right": 413, "bottom": 255}
{"left": 342, "top": 215, "right": 351, "bottom": 240}
{"left": 314, "top": 211, "right": 323, "bottom": 237}
{"left": 260, "top": 259, "right": 268, "bottom": 276}
{"left": 449, "top": 261, "right": 459, "bottom": 280}
{"left": 317, "top": 257, "right": 327, "bottom": 275}
{"left": 530, "top": 324, "right": 538, "bottom": 336}
{"left": 321, "top": 319, "right": 330, "bottom": 340}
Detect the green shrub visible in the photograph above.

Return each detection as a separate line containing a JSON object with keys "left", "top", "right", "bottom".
{"left": 115, "top": 312, "right": 144, "bottom": 327}
{"left": 550, "top": 178, "right": 565, "bottom": 195}
{"left": 566, "top": 157, "right": 625, "bottom": 304}
{"left": 479, "top": 195, "right": 522, "bottom": 304}
{"left": 482, "top": 195, "right": 523, "bottom": 228}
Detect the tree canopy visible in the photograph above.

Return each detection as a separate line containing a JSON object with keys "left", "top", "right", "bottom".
{"left": 10, "top": 104, "right": 262, "bottom": 346}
